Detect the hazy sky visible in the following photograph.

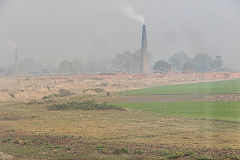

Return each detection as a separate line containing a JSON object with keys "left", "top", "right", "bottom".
{"left": 0, "top": 0, "right": 240, "bottom": 68}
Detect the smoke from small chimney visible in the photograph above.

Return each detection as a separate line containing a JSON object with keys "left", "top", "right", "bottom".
{"left": 9, "top": 41, "right": 17, "bottom": 49}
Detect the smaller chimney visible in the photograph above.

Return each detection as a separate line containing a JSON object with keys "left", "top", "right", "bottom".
{"left": 14, "top": 50, "right": 19, "bottom": 74}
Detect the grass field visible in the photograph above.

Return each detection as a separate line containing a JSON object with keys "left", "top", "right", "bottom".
{"left": 1, "top": 79, "right": 240, "bottom": 159}
{"left": 1, "top": 101, "right": 240, "bottom": 160}
{"left": 118, "top": 79, "right": 240, "bottom": 95}
{"left": 114, "top": 102, "right": 240, "bottom": 123}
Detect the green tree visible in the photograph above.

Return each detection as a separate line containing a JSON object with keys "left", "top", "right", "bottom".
{"left": 58, "top": 60, "right": 71, "bottom": 73}
{"left": 19, "top": 58, "right": 40, "bottom": 73}
{"left": 58, "top": 58, "right": 82, "bottom": 73}
{"left": 169, "top": 52, "right": 190, "bottom": 72}
{"left": 153, "top": 60, "right": 171, "bottom": 73}
{"left": 214, "top": 56, "right": 223, "bottom": 69}
{"left": 193, "top": 53, "right": 214, "bottom": 72}
{"left": 182, "top": 62, "right": 195, "bottom": 73}
{"left": 112, "top": 50, "right": 141, "bottom": 73}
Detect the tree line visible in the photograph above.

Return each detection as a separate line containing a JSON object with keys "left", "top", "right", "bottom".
{"left": 153, "top": 52, "right": 223, "bottom": 73}
{"left": 0, "top": 50, "right": 228, "bottom": 76}
{"left": 56, "top": 51, "right": 224, "bottom": 74}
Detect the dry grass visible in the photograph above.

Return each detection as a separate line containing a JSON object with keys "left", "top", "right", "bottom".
{"left": 0, "top": 73, "right": 240, "bottom": 159}
{"left": 1, "top": 102, "right": 240, "bottom": 150}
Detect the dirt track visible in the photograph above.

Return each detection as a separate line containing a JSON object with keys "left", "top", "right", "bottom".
{"left": 97, "top": 94, "right": 240, "bottom": 103}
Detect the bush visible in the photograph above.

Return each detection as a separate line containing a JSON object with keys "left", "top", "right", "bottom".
{"left": 228, "top": 154, "right": 240, "bottom": 160}
{"left": 161, "top": 149, "right": 170, "bottom": 156}
{"left": 65, "top": 146, "right": 71, "bottom": 151}
{"left": 86, "top": 88, "right": 105, "bottom": 93}
{"left": 97, "top": 144, "right": 103, "bottom": 150}
{"left": 47, "top": 100, "right": 124, "bottom": 111}
{"left": 122, "top": 148, "right": 129, "bottom": 153}
{"left": 55, "top": 89, "right": 73, "bottom": 97}
{"left": 98, "top": 83, "right": 109, "bottom": 87}
{"left": 42, "top": 89, "right": 74, "bottom": 100}
{"left": 9, "top": 92, "right": 15, "bottom": 98}
{"left": 44, "top": 142, "right": 53, "bottom": 148}
{"left": 135, "top": 150, "right": 143, "bottom": 155}
{"left": 1, "top": 138, "right": 12, "bottom": 143}
{"left": 185, "top": 150, "right": 194, "bottom": 156}
{"left": 196, "top": 155, "right": 215, "bottom": 160}
{"left": 114, "top": 148, "right": 129, "bottom": 154}
{"left": 168, "top": 152, "right": 184, "bottom": 159}
{"left": 42, "top": 95, "right": 53, "bottom": 100}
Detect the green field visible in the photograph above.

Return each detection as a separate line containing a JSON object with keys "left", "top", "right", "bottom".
{"left": 114, "top": 102, "right": 240, "bottom": 122}
{"left": 1, "top": 79, "right": 240, "bottom": 159}
{"left": 119, "top": 79, "right": 240, "bottom": 95}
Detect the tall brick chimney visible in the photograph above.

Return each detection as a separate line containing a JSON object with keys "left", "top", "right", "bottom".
{"left": 140, "top": 24, "right": 149, "bottom": 73}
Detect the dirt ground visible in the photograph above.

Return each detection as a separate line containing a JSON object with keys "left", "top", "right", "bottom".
{"left": 0, "top": 72, "right": 239, "bottom": 102}
{"left": 0, "top": 152, "right": 13, "bottom": 160}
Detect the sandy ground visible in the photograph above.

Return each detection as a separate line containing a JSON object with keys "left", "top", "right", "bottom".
{"left": 0, "top": 72, "right": 239, "bottom": 102}
{"left": 0, "top": 152, "right": 14, "bottom": 160}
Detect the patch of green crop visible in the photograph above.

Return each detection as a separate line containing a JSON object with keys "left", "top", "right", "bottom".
{"left": 113, "top": 101, "right": 240, "bottom": 122}
{"left": 118, "top": 79, "right": 240, "bottom": 95}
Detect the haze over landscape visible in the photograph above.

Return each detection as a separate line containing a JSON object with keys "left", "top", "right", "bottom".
{"left": 0, "top": 0, "right": 240, "bottom": 69}
{"left": 1, "top": 1, "right": 240, "bottom": 159}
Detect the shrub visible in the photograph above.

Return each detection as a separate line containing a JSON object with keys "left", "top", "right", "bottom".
{"left": 185, "top": 150, "right": 194, "bottom": 156}
{"left": 114, "top": 148, "right": 129, "bottom": 154}
{"left": 1, "top": 138, "right": 12, "bottom": 143}
{"left": 54, "top": 145, "right": 62, "bottom": 149}
{"left": 44, "top": 142, "right": 53, "bottom": 148}
{"left": 88, "top": 88, "right": 105, "bottom": 93}
{"left": 47, "top": 100, "right": 124, "bottom": 111}
{"left": 122, "top": 148, "right": 129, "bottom": 153}
{"left": 42, "top": 95, "right": 53, "bottom": 100}
{"left": 97, "top": 144, "right": 103, "bottom": 151}
{"left": 13, "top": 139, "right": 20, "bottom": 144}
{"left": 135, "top": 150, "right": 143, "bottom": 155}
{"left": 98, "top": 83, "right": 109, "bottom": 87}
{"left": 54, "top": 89, "right": 73, "bottom": 97}
{"left": 168, "top": 152, "right": 184, "bottom": 159}
{"left": 196, "top": 155, "right": 215, "bottom": 160}
{"left": 65, "top": 146, "right": 71, "bottom": 151}
{"left": 161, "top": 149, "right": 170, "bottom": 156}
{"left": 229, "top": 155, "right": 240, "bottom": 160}
{"left": 9, "top": 92, "right": 15, "bottom": 98}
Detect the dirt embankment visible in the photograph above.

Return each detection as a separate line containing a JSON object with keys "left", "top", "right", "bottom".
{"left": 0, "top": 72, "right": 239, "bottom": 102}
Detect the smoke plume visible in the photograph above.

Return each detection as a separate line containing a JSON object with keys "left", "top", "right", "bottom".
{"left": 122, "top": 5, "right": 145, "bottom": 24}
